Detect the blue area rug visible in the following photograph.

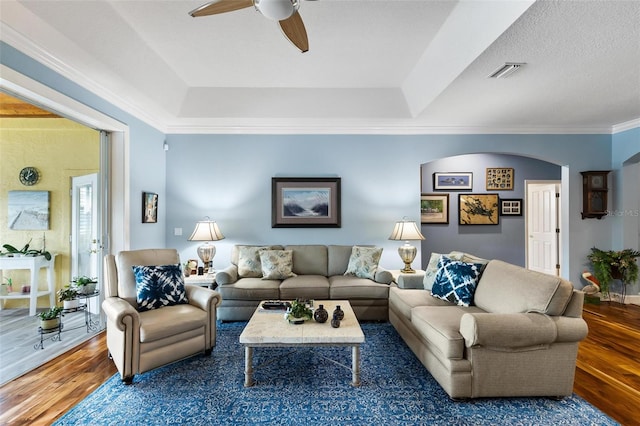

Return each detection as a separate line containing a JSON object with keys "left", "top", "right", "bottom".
{"left": 55, "top": 322, "right": 617, "bottom": 425}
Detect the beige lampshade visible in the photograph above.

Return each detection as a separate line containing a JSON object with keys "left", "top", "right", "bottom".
{"left": 389, "top": 219, "right": 425, "bottom": 273}
{"left": 189, "top": 218, "right": 225, "bottom": 273}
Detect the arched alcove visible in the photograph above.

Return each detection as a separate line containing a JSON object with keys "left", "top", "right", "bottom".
{"left": 420, "top": 153, "right": 561, "bottom": 268}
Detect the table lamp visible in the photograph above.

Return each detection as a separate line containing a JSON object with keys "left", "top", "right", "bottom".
{"left": 388, "top": 218, "right": 425, "bottom": 273}
{"left": 188, "top": 217, "right": 225, "bottom": 274}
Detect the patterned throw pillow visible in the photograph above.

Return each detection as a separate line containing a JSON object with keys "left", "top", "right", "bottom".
{"left": 431, "top": 256, "right": 484, "bottom": 307}
{"left": 344, "top": 246, "right": 383, "bottom": 280}
{"left": 132, "top": 264, "right": 188, "bottom": 312}
{"left": 260, "top": 250, "right": 297, "bottom": 280}
{"left": 423, "top": 252, "right": 464, "bottom": 290}
{"left": 237, "top": 246, "right": 267, "bottom": 278}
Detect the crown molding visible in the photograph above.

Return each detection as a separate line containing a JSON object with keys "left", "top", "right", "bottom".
{"left": 0, "top": 22, "right": 167, "bottom": 132}
{"left": 612, "top": 118, "right": 640, "bottom": 134}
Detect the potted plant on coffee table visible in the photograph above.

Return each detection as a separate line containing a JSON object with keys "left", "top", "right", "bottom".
{"left": 37, "top": 306, "right": 63, "bottom": 330}
{"left": 587, "top": 247, "right": 640, "bottom": 298}
{"left": 72, "top": 276, "right": 98, "bottom": 294}
{"left": 57, "top": 285, "right": 80, "bottom": 310}
{"left": 285, "top": 299, "right": 313, "bottom": 324}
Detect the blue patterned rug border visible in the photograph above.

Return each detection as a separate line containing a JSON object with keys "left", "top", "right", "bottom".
{"left": 55, "top": 322, "right": 618, "bottom": 425}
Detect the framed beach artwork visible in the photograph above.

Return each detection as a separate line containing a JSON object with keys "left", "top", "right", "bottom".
{"left": 458, "top": 193, "right": 499, "bottom": 225}
{"left": 142, "top": 192, "right": 158, "bottom": 223}
{"left": 433, "top": 172, "right": 473, "bottom": 190}
{"left": 7, "top": 190, "right": 50, "bottom": 230}
{"left": 421, "top": 193, "right": 449, "bottom": 224}
{"left": 272, "top": 177, "right": 341, "bottom": 228}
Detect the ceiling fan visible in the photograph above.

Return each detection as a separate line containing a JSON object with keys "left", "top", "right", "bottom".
{"left": 190, "top": 0, "right": 311, "bottom": 52}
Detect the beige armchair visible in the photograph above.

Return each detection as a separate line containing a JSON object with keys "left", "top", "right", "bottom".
{"left": 102, "top": 249, "right": 222, "bottom": 384}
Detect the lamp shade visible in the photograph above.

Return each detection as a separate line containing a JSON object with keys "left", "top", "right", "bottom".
{"left": 255, "top": 0, "right": 299, "bottom": 21}
{"left": 388, "top": 220, "right": 425, "bottom": 241}
{"left": 188, "top": 219, "right": 225, "bottom": 242}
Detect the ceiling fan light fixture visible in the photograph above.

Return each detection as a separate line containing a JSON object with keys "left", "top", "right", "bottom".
{"left": 255, "top": 0, "right": 299, "bottom": 21}
{"left": 489, "top": 62, "right": 526, "bottom": 79}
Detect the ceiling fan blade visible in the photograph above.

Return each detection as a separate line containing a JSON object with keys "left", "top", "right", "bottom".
{"left": 189, "top": 0, "right": 253, "bottom": 17}
{"left": 279, "top": 11, "right": 308, "bottom": 53}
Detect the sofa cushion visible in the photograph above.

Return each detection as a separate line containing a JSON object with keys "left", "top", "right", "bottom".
{"left": 260, "top": 249, "right": 296, "bottom": 280}
{"left": 344, "top": 246, "right": 382, "bottom": 280}
{"left": 132, "top": 264, "right": 188, "bottom": 312}
{"left": 329, "top": 275, "right": 389, "bottom": 299}
{"left": 279, "top": 275, "right": 330, "bottom": 300}
{"left": 237, "top": 246, "right": 268, "bottom": 278}
{"left": 423, "top": 252, "right": 464, "bottom": 290}
{"left": 474, "top": 260, "right": 573, "bottom": 315}
{"left": 411, "top": 305, "right": 484, "bottom": 360}
{"left": 328, "top": 245, "right": 355, "bottom": 276}
{"left": 431, "top": 256, "right": 484, "bottom": 307}
{"left": 138, "top": 303, "right": 207, "bottom": 343}
{"left": 388, "top": 286, "right": 451, "bottom": 321}
{"left": 286, "top": 245, "right": 328, "bottom": 276}
{"left": 217, "top": 277, "right": 281, "bottom": 300}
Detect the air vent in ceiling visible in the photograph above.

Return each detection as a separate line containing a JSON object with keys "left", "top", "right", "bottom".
{"left": 489, "top": 62, "right": 526, "bottom": 78}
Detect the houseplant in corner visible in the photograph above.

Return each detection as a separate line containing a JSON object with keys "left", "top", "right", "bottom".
{"left": 587, "top": 247, "right": 640, "bottom": 299}
{"left": 73, "top": 276, "right": 98, "bottom": 294}
{"left": 37, "top": 306, "right": 63, "bottom": 330}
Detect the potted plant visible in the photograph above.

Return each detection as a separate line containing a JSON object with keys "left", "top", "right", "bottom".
{"left": 1, "top": 238, "right": 52, "bottom": 260}
{"left": 37, "top": 306, "right": 63, "bottom": 330}
{"left": 587, "top": 247, "right": 640, "bottom": 296}
{"left": 73, "top": 276, "right": 98, "bottom": 294}
{"left": 285, "top": 299, "right": 313, "bottom": 324}
{"left": 1, "top": 277, "right": 14, "bottom": 295}
{"left": 57, "top": 285, "right": 79, "bottom": 309}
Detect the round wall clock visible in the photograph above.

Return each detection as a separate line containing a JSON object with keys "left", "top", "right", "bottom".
{"left": 19, "top": 166, "right": 40, "bottom": 186}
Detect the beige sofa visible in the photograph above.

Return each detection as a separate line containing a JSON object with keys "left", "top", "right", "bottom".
{"left": 216, "top": 244, "right": 392, "bottom": 321}
{"left": 389, "top": 257, "right": 588, "bottom": 399}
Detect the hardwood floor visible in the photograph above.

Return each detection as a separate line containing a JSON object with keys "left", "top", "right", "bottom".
{"left": 1, "top": 303, "right": 639, "bottom": 425}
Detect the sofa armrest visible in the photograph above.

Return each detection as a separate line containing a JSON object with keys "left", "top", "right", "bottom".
{"left": 186, "top": 285, "right": 222, "bottom": 310}
{"left": 552, "top": 316, "right": 589, "bottom": 342}
{"left": 459, "top": 312, "right": 558, "bottom": 349}
{"left": 215, "top": 264, "right": 238, "bottom": 285}
{"left": 102, "top": 297, "right": 140, "bottom": 331}
{"left": 374, "top": 266, "right": 393, "bottom": 284}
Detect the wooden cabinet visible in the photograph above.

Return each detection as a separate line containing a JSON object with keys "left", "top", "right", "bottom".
{"left": 581, "top": 170, "right": 610, "bottom": 219}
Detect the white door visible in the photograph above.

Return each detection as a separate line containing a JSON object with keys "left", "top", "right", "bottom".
{"left": 526, "top": 182, "right": 560, "bottom": 276}
{"left": 71, "top": 173, "right": 101, "bottom": 314}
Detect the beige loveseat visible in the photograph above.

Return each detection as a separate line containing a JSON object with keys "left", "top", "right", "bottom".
{"left": 216, "top": 244, "right": 392, "bottom": 321}
{"left": 389, "top": 257, "right": 588, "bottom": 399}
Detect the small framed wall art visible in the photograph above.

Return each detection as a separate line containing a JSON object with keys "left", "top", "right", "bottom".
{"left": 272, "top": 177, "right": 341, "bottom": 228}
{"left": 486, "top": 168, "right": 514, "bottom": 190}
{"left": 142, "top": 192, "right": 158, "bottom": 223}
{"left": 8, "top": 190, "right": 50, "bottom": 230}
{"left": 421, "top": 193, "right": 449, "bottom": 224}
{"left": 458, "top": 193, "right": 499, "bottom": 225}
{"left": 500, "top": 198, "right": 523, "bottom": 216}
{"left": 433, "top": 172, "right": 473, "bottom": 190}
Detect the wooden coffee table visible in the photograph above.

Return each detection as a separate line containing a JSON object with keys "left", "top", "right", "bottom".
{"left": 239, "top": 300, "right": 365, "bottom": 387}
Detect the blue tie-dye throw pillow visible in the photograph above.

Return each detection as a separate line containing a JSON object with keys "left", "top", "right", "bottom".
{"left": 132, "top": 263, "right": 188, "bottom": 312}
{"left": 431, "top": 256, "right": 484, "bottom": 307}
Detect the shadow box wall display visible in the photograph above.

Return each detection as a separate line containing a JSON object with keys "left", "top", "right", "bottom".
{"left": 272, "top": 177, "right": 341, "bottom": 228}
{"left": 458, "top": 193, "right": 499, "bottom": 225}
{"left": 421, "top": 193, "right": 449, "bottom": 224}
{"left": 486, "top": 168, "right": 514, "bottom": 190}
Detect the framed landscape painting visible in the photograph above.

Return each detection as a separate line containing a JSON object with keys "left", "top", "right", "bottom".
{"left": 421, "top": 193, "right": 449, "bottom": 224}
{"left": 433, "top": 172, "right": 473, "bottom": 190}
{"left": 458, "top": 193, "right": 499, "bottom": 225}
{"left": 272, "top": 177, "right": 341, "bottom": 228}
